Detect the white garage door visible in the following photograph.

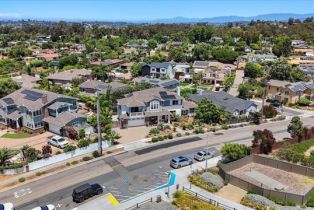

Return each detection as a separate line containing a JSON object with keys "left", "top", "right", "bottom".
{"left": 49, "top": 124, "right": 61, "bottom": 135}
{"left": 127, "top": 118, "right": 144, "bottom": 127}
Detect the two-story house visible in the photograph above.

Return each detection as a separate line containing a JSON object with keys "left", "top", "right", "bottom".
{"left": 117, "top": 87, "right": 193, "bottom": 128}
{"left": 266, "top": 79, "right": 314, "bottom": 104}
{"left": 173, "top": 63, "right": 192, "bottom": 81}
{"left": 141, "top": 62, "right": 175, "bottom": 79}
{"left": 0, "top": 88, "right": 92, "bottom": 135}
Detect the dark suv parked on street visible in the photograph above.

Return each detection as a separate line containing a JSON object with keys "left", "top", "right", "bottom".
{"left": 72, "top": 183, "right": 103, "bottom": 203}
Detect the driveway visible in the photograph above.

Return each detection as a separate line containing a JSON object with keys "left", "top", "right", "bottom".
{"left": 115, "top": 126, "right": 154, "bottom": 144}
{"left": 0, "top": 132, "right": 54, "bottom": 151}
{"left": 228, "top": 70, "right": 244, "bottom": 96}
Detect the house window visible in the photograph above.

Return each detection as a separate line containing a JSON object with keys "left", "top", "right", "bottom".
{"left": 160, "top": 68, "right": 166, "bottom": 73}
{"left": 151, "top": 67, "right": 156, "bottom": 72}
{"left": 150, "top": 101, "right": 159, "bottom": 110}
{"left": 172, "top": 100, "right": 179, "bottom": 105}
{"left": 131, "top": 107, "right": 139, "bottom": 112}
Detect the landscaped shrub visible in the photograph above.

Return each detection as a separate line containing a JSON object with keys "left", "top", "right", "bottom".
{"left": 18, "top": 177, "right": 26, "bottom": 183}
{"left": 194, "top": 127, "right": 204, "bottom": 134}
{"left": 92, "top": 151, "right": 100, "bottom": 158}
{"left": 158, "top": 136, "right": 165, "bottom": 141}
{"left": 176, "top": 133, "right": 182, "bottom": 137}
{"left": 82, "top": 156, "right": 93, "bottom": 161}
{"left": 149, "top": 128, "right": 159, "bottom": 135}
{"left": 188, "top": 174, "right": 218, "bottom": 192}
{"left": 55, "top": 151, "right": 62, "bottom": 155}
{"left": 152, "top": 137, "right": 159, "bottom": 143}
{"left": 186, "top": 123, "right": 194, "bottom": 130}
{"left": 221, "top": 124, "right": 229, "bottom": 130}
{"left": 71, "top": 160, "right": 79, "bottom": 165}
{"left": 306, "top": 190, "right": 314, "bottom": 207}
{"left": 275, "top": 139, "right": 314, "bottom": 166}
{"left": 241, "top": 196, "right": 267, "bottom": 210}
{"left": 268, "top": 196, "right": 295, "bottom": 206}
{"left": 77, "top": 139, "right": 91, "bottom": 148}
{"left": 185, "top": 132, "right": 190, "bottom": 136}
{"left": 298, "top": 98, "right": 311, "bottom": 106}
{"left": 262, "top": 105, "right": 278, "bottom": 119}
{"left": 167, "top": 133, "right": 173, "bottom": 139}
{"left": 63, "top": 145, "right": 77, "bottom": 153}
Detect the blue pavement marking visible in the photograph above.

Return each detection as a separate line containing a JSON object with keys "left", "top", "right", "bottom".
{"left": 122, "top": 179, "right": 129, "bottom": 185}
{"left": 157, "top": 172, "right": 176, "bottom": 190}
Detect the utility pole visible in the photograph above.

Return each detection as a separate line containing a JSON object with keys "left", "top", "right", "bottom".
{"left": 96, "top": 91, "right": 102, "bottom": 155}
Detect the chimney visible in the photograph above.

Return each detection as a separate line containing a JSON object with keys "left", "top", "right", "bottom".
{"left": 41, "top": 94, "right": 48, "bottom": 104}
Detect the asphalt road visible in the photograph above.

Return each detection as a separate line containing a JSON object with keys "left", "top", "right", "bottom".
{"left": 12, "top": 146, "right": 219, "bottom": 210}
{"left": 1, "top": 115, "right": 314, "bottom": 210}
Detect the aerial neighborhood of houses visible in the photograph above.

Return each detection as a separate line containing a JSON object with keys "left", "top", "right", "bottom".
{"left": 3, "top": 18, "right": 314, "bottom": 210}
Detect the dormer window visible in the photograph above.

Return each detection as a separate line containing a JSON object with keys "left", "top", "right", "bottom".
{"left": 160, "top": 68, "right": 166, "bottom": 73}
{"left": 151, "top": 67, "right": 156, "bottom": 72}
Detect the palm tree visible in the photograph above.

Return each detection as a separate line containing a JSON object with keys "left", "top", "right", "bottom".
{"left": 0, "top": 148, "right": 14, "bottom": 167}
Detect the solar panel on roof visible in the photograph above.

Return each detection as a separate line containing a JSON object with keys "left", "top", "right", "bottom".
{"left": 21, "top": 89, "right": 43, "bottom": 101}
{"left": 3, "top": 97, "right": 14, "bottom": 105}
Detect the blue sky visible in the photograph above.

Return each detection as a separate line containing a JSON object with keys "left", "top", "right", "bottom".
{"left": 1, "top": 0, "right": 314, "bottom": 21}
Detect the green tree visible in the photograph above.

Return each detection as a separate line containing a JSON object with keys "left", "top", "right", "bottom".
{"left": 192, "top": 43, "right": 210, "bottom": 61}
{"left": 269, "top": 59, "right": 308, "bottom": 82}
{"left": 188, "top": 25, "right": 214, "bottom": 43}
{"left": 238, "top": 79, "right": 263, "bottom": 99}
{"left": 59, "top": 55, "right": 79, "bottom": 69}
{"left": 272, "top": 35, "right": 292, "bottom": 57}
{"left": 220, "top": 144, "right": 250, "bottom": 161}
{"left": 79, "top": 129, "right": 86, "bottom": 139}
{"left": 0, "top": 148, "right": 14, "bottom": 166}
{"left": 223, "top": 73, "right": 235, "bottom": 91}
{"left": 147, "top": 39, "right": 157, "bottom": 50}
{"left": 287, "top": 116, "right": 303, "bottom": 142}
{"left": 42, "top": 145, "right": 52, "bottom": 158}
{"left": 130, "top": 63, "right": 143, "bottom": 77}
{"left": 211, "top": 46, "right": 238, "bottom": 63}
{"left": 91, "top": 65, "right": 112, "bottom": 82}
{"left": 168, "top": 47, "right": 185, "bottom": 62}
{"left": 0, "top": 78, "right": 20, "bottom": 98}
{"left": 195, "top": 99, "right": 228, "bottom": 124}
{"left": 252, "top": 129, "right": 276, "bottom": 154}
{"left": 244, "top": 62, "right": 264, "bottom": 78}
{"left": 262, "top": 105, "right": 278, "bottom": 118}
{"left": 21, "top": 145, "right": 41, "bottom": 162}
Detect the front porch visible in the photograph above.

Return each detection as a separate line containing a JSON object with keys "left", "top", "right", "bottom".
{"left": 144, "top": 110, "right": 171, "bottom": 126}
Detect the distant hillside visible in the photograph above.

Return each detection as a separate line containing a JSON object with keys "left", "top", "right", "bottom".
{"left": 142, "top": 13, "right": 314, "bottom": 24}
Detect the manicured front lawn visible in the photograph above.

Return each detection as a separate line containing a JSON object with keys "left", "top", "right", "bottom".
{"left": 1, "top": 133, "right": 32, "bottom": 139}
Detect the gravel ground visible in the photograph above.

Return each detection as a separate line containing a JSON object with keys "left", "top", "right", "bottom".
{"left": 138, "top": 201, "right": 177, "bottom": 210}
{"left": 230, "top": 163, "right": 314, "bottom": 194}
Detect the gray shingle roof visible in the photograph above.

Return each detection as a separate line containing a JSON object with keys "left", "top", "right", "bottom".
{"left": 117, "top": 87, "right": 182, "bottom": 107}
{"left": 0, "top": 88, "right": 75, "bottom": 112}
{"left": 79, "top": 80, "right": 128, "bottom": 93}
{"left": 148, "top": 62, "right": 172, "bottom": 69}
{"left": 47, "top": 69, "right": 91, "bottom": 81}
{"left": 188, "top": 91, "right": 257, "bottom": 113}
{"left": 43, "top": 112, "right": 86, "bottom": 127}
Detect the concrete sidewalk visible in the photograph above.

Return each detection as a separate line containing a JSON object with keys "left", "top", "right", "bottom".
{"left": 74, "top": 156, "right": 252, "bottom": 210}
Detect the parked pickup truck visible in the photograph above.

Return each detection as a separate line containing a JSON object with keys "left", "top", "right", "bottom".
{"left": 48, "top": 135, "right": 69, "bottom": 148}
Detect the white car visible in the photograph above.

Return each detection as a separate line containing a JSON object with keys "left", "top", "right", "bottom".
{"left": 194, "top": 150, "right": 214, "bottom": 161}
{"left": 0, "top": 203, "right": 14, "bottom": 210}
{"left": 31, "top": 204, "right": 55, "bottom": 210}
{"left": 48, "top": 135, "right": 69, "bottom": 148}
